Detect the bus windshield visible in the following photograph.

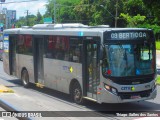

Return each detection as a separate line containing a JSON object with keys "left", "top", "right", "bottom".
{"left": 102, "top": 42, "right": 155, "bottom": 77}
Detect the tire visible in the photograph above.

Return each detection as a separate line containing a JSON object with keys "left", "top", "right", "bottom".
{"left": 21, "top": 69, "right": 30, "bottom": 88}
{"left": 71, "top": 82, "right": 83, "bottom": 104}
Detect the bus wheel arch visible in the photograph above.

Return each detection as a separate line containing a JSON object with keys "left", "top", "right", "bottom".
{"left": 21, "top": 68, "right": 30, "bottom": 88}
{"left": 69, "top": 79, "right": 83, "bottom": 104}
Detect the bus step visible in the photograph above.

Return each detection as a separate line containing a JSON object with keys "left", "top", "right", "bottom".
{"left": 36, "top": 83, "right": 44, "bottom": 88}
{"left": 83, "top": 97, "right": 97, "bottom": 102}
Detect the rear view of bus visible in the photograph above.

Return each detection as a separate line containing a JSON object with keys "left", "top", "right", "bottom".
{"left": 100, "top": 29, "right": 157, "bottom": 103}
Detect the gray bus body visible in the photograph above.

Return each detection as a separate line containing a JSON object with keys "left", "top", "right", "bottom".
{"left": 3, "top": 23, "right": 157, "bottom": 103}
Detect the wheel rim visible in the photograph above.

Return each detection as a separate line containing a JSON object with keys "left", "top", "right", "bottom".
{"left": 22, "top": 71, "right": 28, "bottom": 85}
{"left": 74, "top": 88, "right": 81, "bottom": 103}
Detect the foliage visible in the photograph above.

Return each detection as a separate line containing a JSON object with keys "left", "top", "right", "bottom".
{"left": 45, "top": 0, "right": 80, "bottom": 23}
{"left": 16, "top": 17, "right": 26, "bottom": 27}
{"left": 15, "top": 0, "right": 160, "bottom": 39}
{"left": 122, "top": 0, "right": 146, "bottom": 15}
{"left": 16, "top": 12, "right": 41, "bottom": 27}
{"left": 36, "top": 11, "right": 43, "bottom": 24}
{"left": 156, "top": 41, "right": 160, "bottom": 50}
{"left": 120, "top": 13, "right": 146, "bottom": 27}
{"left": 142, "top": 0, "right": 160, "bottom": 25}
{"left": 157, "top": 75, "right": 160, "bottom": 85}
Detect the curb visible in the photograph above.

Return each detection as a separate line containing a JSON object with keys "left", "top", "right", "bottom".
{"left": 0, "top": 99, "right": 31, "bottom": 120}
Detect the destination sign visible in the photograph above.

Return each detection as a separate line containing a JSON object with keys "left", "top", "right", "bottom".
{"left": 104, "top": 30, "right": 154, "bottom": 41}
{"left": 111, "top": 32, "right": 147, "bottom": 39}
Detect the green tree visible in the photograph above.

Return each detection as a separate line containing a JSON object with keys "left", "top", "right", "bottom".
{"left": 74, "top": 0, "right": 94, "bottom": 24}
{"left": 120, "top": 13, "right": 146, "bottom": 27}
{"left": 36, "top": 11, "right": 43, "bottom": 24}
{"left": 142, "top": 0, "right": 160, "bottom": 24}
{"left": 16, "top": 17, "right": 26, "bottom": 27}
{"left": 45, "top": 0, "right": 54, "bottom": 18}
{"left": 28, "top": 15, "right": 37, "bottom": 26}
{"left": 44, "top": 0, "right": 80, "bottom": 23}
{"left": 142, "top": 0, "right": 160, "bottom": 39}
{"left": 16, "top": 15, "right": 36, "bottom": 27}
{"left": 122, "top": 0, "right": 146, "bottom": 16}
{"left": 74, "top": 0, "right": 125, "bottom": 27}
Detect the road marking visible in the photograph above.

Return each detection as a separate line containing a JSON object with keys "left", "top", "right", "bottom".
{"left": 0, "top": 85, "right": 14, "bottom": 93}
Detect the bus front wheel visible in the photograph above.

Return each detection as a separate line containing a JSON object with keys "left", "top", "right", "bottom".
{"left": 21, "top": 69, "right": 30, "bottom": 88}
{"left": 71, "top": 82, "right": 83, "bottom": 104}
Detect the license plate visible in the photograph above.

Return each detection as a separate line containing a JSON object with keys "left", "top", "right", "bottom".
{"left": 131, "top": 95, "right": 141, "bottom": 99}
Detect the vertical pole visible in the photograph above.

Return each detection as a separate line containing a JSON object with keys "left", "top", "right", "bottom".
{"left": 58, "top": 6, "right": 60, "bottom": 23}
{"left": 115, "top": 0, "right": 118, "bottom": 28}
{"left": 26, "top": 10, "right": 29, "bottom": 26}
{"left": 54, "top": 0, "right": 56, "bottom": 24}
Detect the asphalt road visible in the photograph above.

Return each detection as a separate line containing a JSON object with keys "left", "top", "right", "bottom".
{"left": 0, "top": 61, "right": 159, "bottom": 120}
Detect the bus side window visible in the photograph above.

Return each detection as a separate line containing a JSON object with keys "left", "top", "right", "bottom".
{"left": 45, "top": 36, "right": 53, "bottom": 58}
{"left": 45, "top": 36, "right": 69, "bottom": 61}
{"left": 45, "top": 36, "right": 82, "bottom": 63}
{"left": 69, "top": 37, "right": 82, "bottom": 63}
{"left": 17, "top": 35, "right": 32, "bottom": 55}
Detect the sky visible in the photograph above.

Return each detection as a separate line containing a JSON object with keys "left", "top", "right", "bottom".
{"left": 1, "top": 0, "right": 48, "bottom": 19}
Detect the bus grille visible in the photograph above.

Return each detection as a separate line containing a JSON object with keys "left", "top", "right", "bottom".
{"left": 112, "top": 76, "right": 153, "bottom": 85}
{"left": 118, "top": 89, "right": 152, "bottom": 100}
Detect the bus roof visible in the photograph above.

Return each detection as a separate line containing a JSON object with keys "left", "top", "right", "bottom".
{"left": 3, "top": 23, "right": 151, "bottom": 36}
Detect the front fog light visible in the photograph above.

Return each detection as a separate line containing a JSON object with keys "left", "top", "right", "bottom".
{"left": 111, "top": 88, "right": 117, "bottom": 95}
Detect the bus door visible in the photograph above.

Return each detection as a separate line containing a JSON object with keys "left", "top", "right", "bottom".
{"left": 83, "top": 38, "right": 100, "bottom": 100}
{"left": 33, "top": 36, "right": 44, "bottom": 85}
{"left": 9, "top": 36, "right": 17, "bottom": 76}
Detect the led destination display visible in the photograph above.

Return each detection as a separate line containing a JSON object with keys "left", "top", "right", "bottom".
{"left": 111, "top": 32, "right": 147, "bottom": 39}
{"left": 105, "top": 30, "right": 153, "bottom": 41}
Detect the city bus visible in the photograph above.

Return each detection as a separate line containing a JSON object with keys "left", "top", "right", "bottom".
{"left": 3, "top": 23, "right": 157, "bottom": 104}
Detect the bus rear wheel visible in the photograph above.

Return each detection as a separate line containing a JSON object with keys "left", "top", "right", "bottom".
{"left": 71, "top": 82, "right": 83, "bottom": 104}
{"left": 21, "top": 69, "right": 30, "bottom": 88}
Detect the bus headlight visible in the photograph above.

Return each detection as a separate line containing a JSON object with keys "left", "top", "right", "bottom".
{"left": 104, "top": 83, "right": 117, "bottom": 95}
{"left": 104, "top": 84, "right": 110, "bottom": 90}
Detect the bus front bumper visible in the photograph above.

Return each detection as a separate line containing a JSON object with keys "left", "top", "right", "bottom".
{"left": 98, "top": 86, "right": 157, "bottom": 104}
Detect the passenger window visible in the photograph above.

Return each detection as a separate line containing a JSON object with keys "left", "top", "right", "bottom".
{"left": 17, "top": 35, "right": 32, "bottom": 55}
{"left": 45, "top": 36, "right": 69, "bottom": 60}
{"left": 45, "top": 36, "right": 82, "bottom": 63}
{"left": 69, "top": 37, "right": 82, "bottom": 63}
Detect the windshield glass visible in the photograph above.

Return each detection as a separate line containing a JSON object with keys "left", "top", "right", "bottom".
{"left": 102, "top": 42, "right": 155, "bottom": 77}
